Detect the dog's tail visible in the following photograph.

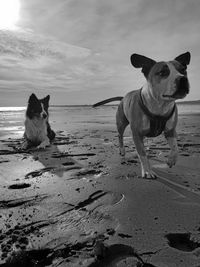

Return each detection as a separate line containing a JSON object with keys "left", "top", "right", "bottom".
{"left": 93, "top": 96, "right": 123, "bottom": 107}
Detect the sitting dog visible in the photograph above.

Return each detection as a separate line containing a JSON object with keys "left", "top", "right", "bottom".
{"left": 22, "top": 93, "right": 55, "bottom": 149}
{"left": 93, "top": 52, "right": 191, "bottom": 178}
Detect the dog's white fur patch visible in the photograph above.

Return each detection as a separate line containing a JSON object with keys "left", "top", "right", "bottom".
{"left": 25, "top": 117, "right": 48, "bottom": 144}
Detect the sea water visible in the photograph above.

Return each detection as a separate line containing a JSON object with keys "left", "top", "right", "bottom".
{"left": 0, "top": 103, "right": 199, "bottom": 138}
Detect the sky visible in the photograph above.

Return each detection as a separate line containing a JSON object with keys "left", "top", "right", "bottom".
{"left": 0, "top": 0, "right": 199, "bottom": 106}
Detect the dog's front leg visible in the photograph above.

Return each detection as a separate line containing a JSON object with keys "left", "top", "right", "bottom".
{"left": 21, "top": 140, "right": 30, "bottom": 150}
{"left": 37, "top": 138, "right": 50, "bottom": 149}
{"left": 20, "top": 133, "right": 31, "bottom": 150}
{"left": 164, "top": 109, "right": 178, "bottom": 168}
{"left": 165, "top": 135, "right": 178, "bottom": 168}
{"left": 131, "top": 130, "right": 156, "bottom": 179}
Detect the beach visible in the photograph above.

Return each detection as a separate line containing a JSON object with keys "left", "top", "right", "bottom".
{"left": 0, "top": 104, "right": 200, "bottom": 267}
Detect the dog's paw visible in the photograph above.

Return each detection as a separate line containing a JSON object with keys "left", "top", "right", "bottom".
{"left": 37, "top": 144, "right": 48, "bottom": 150}
{"left": 37, "top": 140, "right": 50, "bottom": 150}
{"left": 37, "top": 145, "right": 46, "bottom": 150}
{"left": 119, "top": 147, "right": 125, "bottom": 157}
{"left": 167, "top": 152, "right": 178, "bottom": 168}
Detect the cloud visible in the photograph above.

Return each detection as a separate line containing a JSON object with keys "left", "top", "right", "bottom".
{"left": 0, "top": 0, "right": 200, "bottom": 105}
{"left": 0, "top": 28, "right": 124, "bottom": 105}
{"left": 0, "top": 29, "right": 93, "bottom": 91}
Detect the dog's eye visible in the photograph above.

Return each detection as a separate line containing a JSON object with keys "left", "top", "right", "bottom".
{"left": 157, "top": 69, "right": 169, "bottom": 77}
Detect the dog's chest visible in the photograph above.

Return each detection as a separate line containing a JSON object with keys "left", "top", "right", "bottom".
{"left": 25, "top": 118, "right": 47, "bottom": 142}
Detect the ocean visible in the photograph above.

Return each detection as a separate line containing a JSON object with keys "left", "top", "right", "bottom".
{"left": 0, "top": 103, "right": 200, "bottom": 138}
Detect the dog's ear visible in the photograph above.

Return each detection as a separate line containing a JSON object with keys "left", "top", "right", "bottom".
{"left": 130, "top": 54, "right": 156, "bottom": 78}
{"left": 174, "top": 52, "right": 191, "bottom": 67}
{"left": 28, "top": 93, "right": 38, "bottom": 103}
{"left": 42, "top": 95, "right": 50, "bottom": 106}
{"left": 44, "top": 95, "right": 50, "bottom": 102}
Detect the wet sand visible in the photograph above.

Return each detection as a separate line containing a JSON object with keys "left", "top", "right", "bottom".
{"left": 0, "top": 106, "right": 200, "bottom": 267}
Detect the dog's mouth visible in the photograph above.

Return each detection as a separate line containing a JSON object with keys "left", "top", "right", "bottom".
{"left": 163, "top": 76, "right": 189, "bottom": 99}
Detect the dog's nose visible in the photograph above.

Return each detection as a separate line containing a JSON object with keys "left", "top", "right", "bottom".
{"left": 176, "top": 76, "right": 189, "bottom": 95}
{"left": 180, "top": 76, "right": 189, "bottom": 94}
{"left": 42, "top": 113, "right": 47, "bottom": 119}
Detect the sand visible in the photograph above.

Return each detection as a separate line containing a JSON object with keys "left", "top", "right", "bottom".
{"left": 0, "top": 106, "right": 200, "bottom": 267}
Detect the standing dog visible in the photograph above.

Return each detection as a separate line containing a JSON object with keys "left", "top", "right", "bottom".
{"left": 22, "top": 93, "right": 55, "bottom": 149}
{"left": 93, "top": 52, "right": 191, "bottom": 178}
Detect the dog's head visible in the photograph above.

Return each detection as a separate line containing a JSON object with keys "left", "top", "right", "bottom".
{"left": 26, "top": 93, "right": 50, "bottom": 119}
{"left": 130, "top": 52, "right": 191, "bottom": 101}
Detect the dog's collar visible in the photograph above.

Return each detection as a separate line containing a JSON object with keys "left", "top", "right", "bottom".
{"left": 139, "top": 89, "right": 176, "bottom": 120}
{"left": 139, "top": 89, "right": 176, "bottom": 137}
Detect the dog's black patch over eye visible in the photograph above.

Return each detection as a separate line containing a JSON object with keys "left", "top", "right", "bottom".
{"left": 26, "top": 99, "right": 42, "bottom": 119}
{"left": 156, "top": 65, "right": 170, "bottom": 78}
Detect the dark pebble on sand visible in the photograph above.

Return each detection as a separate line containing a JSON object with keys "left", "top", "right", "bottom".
{"left": 8, "top": 183, "right": 31, "bottom": 189}
{"left": 106, "top": 228, "right": 116, "bottom": 236}
{"left": 62, "top": 162, "right": 75, "bottom": 166}
{"left": 128, "top": 159, "right": 138, "bottom": 163}
{"left": 0, "top": 234, "right": 6, "bottom": 241}
{"left": 15, "top": 242, "right": 21, "bottom": 249}
{"left": 6, "top": 229, "right": 12, "bottom": 235}
{"left": 14, "top": 225, "right": 20, "bottom": 230}
{"left": 19, "top": 244, "right": 27, "bottom": 250}
{"left": 1, "top": 252, "right": 7, "bottom": 259}
{"left": 7, "top": 239, "right": 13, "bottom": 245}
{"left": 11, "top": 234, "right": 18, "bottom": 242}
{"left": 1, "top": 243, "right": 11, "bottom": 253}
{"left": 13, "top": 230, "right": 21, "bottom": 235}
{"left": 181, "top": 153, "right": 190, "bottom": 156}
{"left": 18, "top": 236, "right": 29, "bottom": 245}
{"left": 118, "top": 233, "right": 132, "bottom": 238}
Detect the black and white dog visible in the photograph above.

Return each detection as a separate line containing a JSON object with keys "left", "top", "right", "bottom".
{"left": 22, "top": 93, "right": 55, "bottom": 149}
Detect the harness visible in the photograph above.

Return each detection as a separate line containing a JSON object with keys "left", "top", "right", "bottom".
{"left": 138, "top": 89, "right": 176, "bottom": 137}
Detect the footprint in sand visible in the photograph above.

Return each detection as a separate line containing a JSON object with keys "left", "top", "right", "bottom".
{"left": 89, "top": 243, "right": 157, "bottom": 267}
{"left": 0, "top": 194, "right": 48, "bottom": 208}
{"left": 25, "top": 165, "right": 81, "bottom": 179}
{"left": 25, "top": 167, "right": 54, "bottom": 179}
{"left": 165, "top": 233, "right": 200, "bottom": 252}
{"left": 62, "top": 161, "right": 75, "bottom": 166}
{"left": 55, "top": 190, "right": 124, "bottom": 216}
{"left": 51, "top": 152, "right": 96, "bottom": 158}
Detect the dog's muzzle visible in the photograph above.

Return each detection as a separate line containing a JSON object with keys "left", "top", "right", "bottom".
{"left": 163, "top": 76, "right": 189, "bottom": 99}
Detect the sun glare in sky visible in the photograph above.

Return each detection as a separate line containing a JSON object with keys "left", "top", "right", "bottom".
{"left": 0, "top": 0, "right": 20, "bottom": 30}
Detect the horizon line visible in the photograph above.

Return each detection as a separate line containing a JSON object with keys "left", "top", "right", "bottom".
{"left": 0, "top": 99, "right": 200, "bottom": 108}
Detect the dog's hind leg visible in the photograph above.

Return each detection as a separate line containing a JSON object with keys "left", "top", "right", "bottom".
{"left": 116, "top": 102, "right": 129, "bottom": 162}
